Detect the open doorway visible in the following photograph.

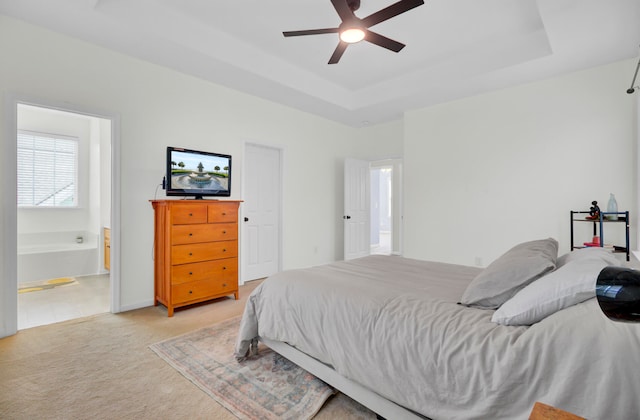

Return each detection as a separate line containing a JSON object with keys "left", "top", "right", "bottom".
{"left": 370, "top": 159, "right": 402, "bottom": 256}
{"left": 16, "top": 104, "right": 112, "bottom": 329}
{"left": 344, "top": 158, "right": 402, "bottom": 260}
{"left": 370, "top": 164, "right": 392, "bottom": 255}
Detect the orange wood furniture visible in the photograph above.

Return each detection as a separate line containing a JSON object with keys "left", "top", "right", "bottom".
{"left": 104, "top": 227, "right": 110, "bottom": 271}
{"left": 151, "top": 200, "right": 241, "bottom": 317}
{"left": 529, "top": 402, "right": 586, "bottom": 420}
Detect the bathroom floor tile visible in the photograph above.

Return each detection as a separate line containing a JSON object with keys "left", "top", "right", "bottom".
{"left": 18, "top": 274, "right": 110, "bottom": 330}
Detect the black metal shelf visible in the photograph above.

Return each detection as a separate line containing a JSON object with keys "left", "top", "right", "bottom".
{"left": 570, "top": 210, "right": 630, "bottom": 261}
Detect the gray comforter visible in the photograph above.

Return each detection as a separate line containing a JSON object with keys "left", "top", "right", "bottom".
{"left": 235, "top": 255, "right": 640, "bottom": 419}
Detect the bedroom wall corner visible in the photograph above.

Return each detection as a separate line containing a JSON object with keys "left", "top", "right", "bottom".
{"left": 403, "top": 59, "right": 638, "bottom": 267}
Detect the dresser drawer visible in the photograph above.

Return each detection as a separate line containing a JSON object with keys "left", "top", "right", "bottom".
{"left": 171, "top": 223, "right": 238, "bottom": 245}
{"left": 171, "top": 205, "right": 208, "bottom": 225}
{"left": 171, "top": 258, "right": 238, "bottom": 285}
{"left": 152, "top": 199, "right": 242, "bottom": 317}
{"left": 171, "top": 240, "right": 238, "bottom": 264}
{"left": 172, "top": 278, "right": 237, "bottom": 304}
{"left": 208, "top": 202, "right": 239, "bottom": 223}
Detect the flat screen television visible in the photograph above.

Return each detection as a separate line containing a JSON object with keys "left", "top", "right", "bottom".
{"left": 166, "top": 146, "right": 232, "bottom": 199}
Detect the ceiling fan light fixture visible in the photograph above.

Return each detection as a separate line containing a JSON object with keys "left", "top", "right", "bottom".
{"left": 283, "top": 0, "right": 426, "bottom": 64}
{"left": 340, "top": 28, "right": 365, "bottom": 43}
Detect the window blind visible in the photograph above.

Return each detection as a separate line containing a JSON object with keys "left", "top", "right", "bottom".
{"left": 17, "top": 130, "right": 78, "bottom": 207}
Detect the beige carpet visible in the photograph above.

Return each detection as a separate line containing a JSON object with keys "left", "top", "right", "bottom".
{"left": 0, "top": 280, "right": 375, "bottom": 420}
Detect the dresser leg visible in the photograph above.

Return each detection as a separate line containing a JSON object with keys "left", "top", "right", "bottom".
{"left": 168, "top": 306, "right": 174, "bottom": 317}
{"left": 234, "top": 291, "right": 239, "bottom": 300}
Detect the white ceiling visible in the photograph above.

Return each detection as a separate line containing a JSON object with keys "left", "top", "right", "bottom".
{"left": 1, "top": 0, "right": 639, "bottom": 127}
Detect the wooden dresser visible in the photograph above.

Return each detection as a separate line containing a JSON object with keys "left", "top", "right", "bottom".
{"left": 151, "top": 199, "right": 241, "bottom": 317}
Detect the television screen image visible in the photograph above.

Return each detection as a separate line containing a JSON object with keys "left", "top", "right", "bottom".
{"left": 166, "top": 147, "right": 231, "bottom": 198}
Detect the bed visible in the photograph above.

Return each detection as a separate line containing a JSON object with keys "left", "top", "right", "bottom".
{"left": 234, "top": 239, "right": 640, "bottom": 419}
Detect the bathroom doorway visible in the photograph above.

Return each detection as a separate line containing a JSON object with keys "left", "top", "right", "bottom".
{"left": 370, "top": 159, "right": 402, "bottom": 256}
{"left": 16, "top": 104, "right": 112, "bottom": 329}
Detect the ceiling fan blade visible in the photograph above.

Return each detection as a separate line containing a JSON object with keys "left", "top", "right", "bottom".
{"left": 328, "top": 41, "right": 349, "bottom": 64}
{"left": 331, "top": 0, "right": 355, "bottom": 22}
{"left": 364, "top": 30, "right": 405, "bottom": 52}
{"left": 361, "top": 0, "right": 424, "bottom": 28}
{"left": 283, "top": 28, "right": 339, "bottom": 37}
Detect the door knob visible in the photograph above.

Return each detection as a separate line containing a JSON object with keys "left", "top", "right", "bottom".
{"left": 244, "top": 217, "right": 249, "bottom": 222}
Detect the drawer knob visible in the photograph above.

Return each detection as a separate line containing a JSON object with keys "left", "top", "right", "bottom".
{"left": 222, "top": 212, "right": 226, "bottom": 216}
{"left": 222, "top": 249, "right": 227, "bottom": 252}
{"left": 223, "top": 266, "right": 227, "bottom": 270}
{"left": 222, "top": 283, "right": 227, "bottom": 287}
{"left": 189, "top": 213, "right": 193, "bottom": 216}
{"left": 222, "top": 230, "right": 227, "bottom": 234}
{"left": 189, "top": 233, "right": 193, "bottom": 237}
{"left": 189, "top": 290, "right": 193, "bottom": 294}
{"left": 189, "top": 272, "right": 193, "bottom": 275}
{"left": 189, "top": 252, "right": 193, "bottom": 256}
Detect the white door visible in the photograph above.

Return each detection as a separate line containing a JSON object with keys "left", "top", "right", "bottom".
{"left": 242, "top": 143, "right": 281, "bottom": 281}
{"left": 344, "top": 158, "right": 370, "bottom": 260}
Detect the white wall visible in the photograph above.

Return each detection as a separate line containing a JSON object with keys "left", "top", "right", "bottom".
{"left": 404, "top": 60, "right": 638, "bottom": 266}
{"left": 99, "top": 118, "right": 112, "bottom": 233}
{"left": 0, "top": 14, "right": 401, "bottom": 323}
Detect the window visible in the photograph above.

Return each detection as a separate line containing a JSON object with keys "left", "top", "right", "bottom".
{"left": 17, "top": 130, "right": 78, "bottom": 207}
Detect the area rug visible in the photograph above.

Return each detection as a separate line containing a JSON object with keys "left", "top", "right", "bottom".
{"left": 149, "top": 316, "right": 335, "bottom": 420}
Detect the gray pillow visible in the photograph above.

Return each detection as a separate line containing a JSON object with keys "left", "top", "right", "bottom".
{"left": 460, "top": 238, "right": 558, "bottom": 309}
{"left": 556, "top": 246, "right": 621, "bottom": 268}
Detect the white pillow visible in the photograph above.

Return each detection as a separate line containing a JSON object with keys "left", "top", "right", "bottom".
{"left": 556, "top": 246, "right": 620, "bottom": 268}
{"left": 491, "top": 258, "right": 616, "bottom": 326}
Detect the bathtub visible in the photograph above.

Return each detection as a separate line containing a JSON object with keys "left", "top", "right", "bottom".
{"left": 18, "top": 231, "right": 100, "bottom": 284}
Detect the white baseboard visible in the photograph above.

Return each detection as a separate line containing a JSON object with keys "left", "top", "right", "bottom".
{"left": 116, "top": 299, "right": 155, "bottom": 313}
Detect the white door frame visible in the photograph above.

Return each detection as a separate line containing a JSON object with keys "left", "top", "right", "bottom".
{"left": 1, "top": 93, "right": 121, "bottom": 338}
{"left": 240, "top": 141, "right": 284, "bottom": 284}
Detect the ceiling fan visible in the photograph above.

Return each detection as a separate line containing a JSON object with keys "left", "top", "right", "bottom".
{"left": 283, "top": 0, "right": 425, "bottom": 64}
